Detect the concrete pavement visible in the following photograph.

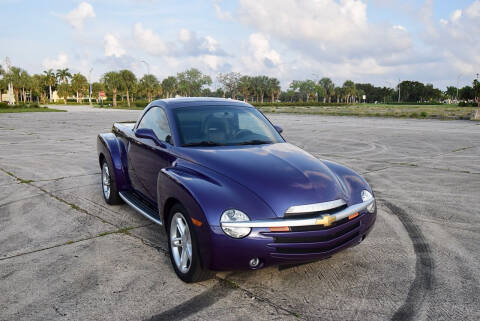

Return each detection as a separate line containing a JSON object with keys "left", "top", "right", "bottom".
{"left": 0, "top": 105, "right": 478, "bottom": 320}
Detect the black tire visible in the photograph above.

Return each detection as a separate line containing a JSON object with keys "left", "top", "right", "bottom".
{"left": 100, "top": 157, "right": 123, "bottom": 205}
{"left": 167, "top": 203, "right": 214, "bottom": 283}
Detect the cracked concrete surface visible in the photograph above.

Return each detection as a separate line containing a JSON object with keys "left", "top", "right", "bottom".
{"left": 0, "top": 107, "right": 479, "bottom": 320}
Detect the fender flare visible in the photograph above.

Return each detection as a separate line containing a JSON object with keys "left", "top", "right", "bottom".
{"left": 97, "top": 133, "right": 130, "bottom": 191}
{"left": 157, "top": 167, "right": 213, "bottom": 269}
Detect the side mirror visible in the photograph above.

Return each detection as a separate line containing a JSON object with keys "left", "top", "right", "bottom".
{"left": 273, "top": 125, "right": 283, "bottom": 134}
{"left": 135, "top": 128, "right": 164, "bottom": 146}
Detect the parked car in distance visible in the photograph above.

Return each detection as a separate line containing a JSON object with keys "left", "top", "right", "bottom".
{"left": 97, "top": 98, "right": 376, "bottom": 282}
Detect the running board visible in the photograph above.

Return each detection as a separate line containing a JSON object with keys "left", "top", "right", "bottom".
{"left": 119, "top": 191, "right": 163, "bottom": 225}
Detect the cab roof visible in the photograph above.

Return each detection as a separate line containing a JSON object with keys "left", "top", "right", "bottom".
{"left": 149, "top": 97, "right": 252, "bottom": 109}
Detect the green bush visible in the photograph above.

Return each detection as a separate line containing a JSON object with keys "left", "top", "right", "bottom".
{"left": 0, "top": 102, "right": 41, "bottom": 109}
{"left": 458, "top": 101, "right": 478, "bottom": 107}
{"left": 135, "top": 101, "right": 149, "bottom": 108}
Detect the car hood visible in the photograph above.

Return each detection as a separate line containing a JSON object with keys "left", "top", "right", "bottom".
{"left": 177, "top": 143, "right": 348, "bottom": 217}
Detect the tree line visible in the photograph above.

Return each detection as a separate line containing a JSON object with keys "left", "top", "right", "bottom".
{"left": 1, "top": 64, "right": 479, "bottom": 106}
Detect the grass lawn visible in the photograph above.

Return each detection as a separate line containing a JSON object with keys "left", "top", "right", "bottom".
{"left": 0, "top": 106, "right": 66, "bottom": 113}
{"left": 93, "top": 102, "right": 479, "bottom": 120}
{"left": 258, "top": 103, "right": 478, "bottom": 120}
{"left": 94, "top": 105, "right": 144, "bottom": 110}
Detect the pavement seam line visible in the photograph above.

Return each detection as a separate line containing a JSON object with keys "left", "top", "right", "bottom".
{"left": 0, "top": 224, "right": 153, "bottom": 262}
{"left": 215, "top": 276, "right": 304, "bottom": 319}
{"left": 32, "top": 172, "right": 101, "bottom": 183}
{"left": 0, "top": 168, "right": 118, "bottom": 227}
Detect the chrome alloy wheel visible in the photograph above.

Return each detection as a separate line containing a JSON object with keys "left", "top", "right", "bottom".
{"left": 102, "top": 162, "right": 111, "bottom": 200}
{"left": 170, "top": 212, "right": 192, "bottom": 273}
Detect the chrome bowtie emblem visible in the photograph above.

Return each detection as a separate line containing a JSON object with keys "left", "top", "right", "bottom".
{"left": 315, "top": 215, "right": 336, "bottom": 227}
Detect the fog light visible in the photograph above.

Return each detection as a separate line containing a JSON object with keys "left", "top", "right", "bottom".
{"left": 249, "top": 257, "right": 260, "bottom": 268}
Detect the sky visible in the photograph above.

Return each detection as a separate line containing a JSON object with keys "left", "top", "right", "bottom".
{"left": 1, "top": 0, "right": 479, "bottom": 90}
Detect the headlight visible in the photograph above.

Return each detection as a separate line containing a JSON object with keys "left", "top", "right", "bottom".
{"left": 361, "top": 190, "right": 376, "bottom": 213}
{"left": 221, "top": 209, "right": 251, "bottom": 238}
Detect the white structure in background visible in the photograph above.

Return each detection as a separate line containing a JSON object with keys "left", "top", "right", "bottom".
{"left": 4, "top": 57, "right": 15, "bottom": 104}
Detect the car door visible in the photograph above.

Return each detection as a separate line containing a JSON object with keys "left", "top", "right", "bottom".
{"left": 128, "top": 106, "right": 175, "bottom": 204}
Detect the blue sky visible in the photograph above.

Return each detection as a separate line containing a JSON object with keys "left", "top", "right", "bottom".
{"left": 1, "top": 0, "right": 479, "bottom": 89}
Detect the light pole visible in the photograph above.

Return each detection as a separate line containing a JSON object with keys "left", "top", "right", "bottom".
{"left": 88, "top": 68, "right": 93, "bottom": 106}
{"left": 397, "top": 78, "right": 401, "bottom": 103}
{"left": 476, "top": 73, "right": 479, "bottom": 108}
{"left": 456, "top": 74, "right": 462, "bottom": 102}
{"left": 141, "top": 60, "right": 150, "bottom": 75}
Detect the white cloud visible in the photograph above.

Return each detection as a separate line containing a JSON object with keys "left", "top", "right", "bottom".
{"left": 64, "top": 2, "right": 95, "bottom": 30}
{"left": 466, "top": 0, "right": 480, "bottom": 17}
{"left": 133, "top": 23, "right": 169, "bottom": 56}
{"left": 236, "top": 0, "right": 412, "bottom": 62}
{"left": 213, "top": 0, "right": 233, "bottom": 21}
{"left": 42, "top": 53, "right": 69, "bottom": 70}
{"left": 247, "top": 33, "right": 281, "bottom": 68}
{"left": 418, "top": 1, "right": 480, "bottom": 87}
{"left": 451, "top": 9, "right": 462, "bottom": 22}
{"left": 178, "top": 29, "right": 226, "bottom": 56}
{"left": 178, "top": 28, "right": 191, "bottom": 43}
{"left": 202, "top": 55, "right": 222, "bottom": 70}
{"left": 104, "top": 34, "right": 125, "bottom": 57}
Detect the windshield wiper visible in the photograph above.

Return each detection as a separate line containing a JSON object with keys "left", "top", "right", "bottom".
{"left": 236, "top": 140, "right": 272, "bottom": 145}
{"left": 182, "top": 141, "right": 224, "bottom": 147}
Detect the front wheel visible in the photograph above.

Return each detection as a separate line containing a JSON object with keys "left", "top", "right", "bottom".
{"left": 168, "top": 204, "right": 213, "bottom": 283}
{"left": 101, "top": 158, "right": 122, "bottom": 205}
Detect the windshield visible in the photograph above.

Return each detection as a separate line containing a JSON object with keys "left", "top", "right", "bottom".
{"left": 173, "top": 105, "right": 284, "bottom": 147}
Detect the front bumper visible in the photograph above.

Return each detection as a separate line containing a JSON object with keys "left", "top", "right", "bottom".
{"left": 208, "top": 201, "right": 377, "bottom": 270}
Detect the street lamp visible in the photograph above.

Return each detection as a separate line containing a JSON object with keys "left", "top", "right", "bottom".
{"left": 397, "top": 78, "right": 401, "bottom": 103}
{"left": 88, "top": 68, "right": 93, "bottom": 106}
{"left": 456, "top": 74, "right": 462, "bottom": 101}
{"left": 141, "top": 60, "right": 150, "bottom": 75}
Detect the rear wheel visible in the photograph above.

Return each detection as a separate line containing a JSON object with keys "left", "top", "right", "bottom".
{"left": 101, "top": 158, "right": 122, "bottom": 205}
{"left": 168, "top": 204, "right": 213, "bottom": 283}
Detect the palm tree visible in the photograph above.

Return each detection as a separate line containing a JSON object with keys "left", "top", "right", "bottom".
{"left": 342, "top": 80, "right": 356, "bottom": 103}
{"left": 139, "top": 74, "right": 159, "bottom": 102}
{"left": 268, "top": 77, "right": 281, "bottom": 103}
{"left": 19, "top": 70, "right": 30, "bottom": 102}
{"left": 71, "top": 73, "right": 89, "bottom": 103}
{"left": 31, "top": 74, "right": 48, "bottom": 103}
{"left": 251, "top": 75, "right": 269, "bottom": 103}
{"left": 43, "top": 69, "right": 56, "bottom": 102}
{"left": 102, "top": 71, "right": 122, "bottom": 107}
{"left": 318, "top": 78, "right": 335, "bottom": 103}
{"left": 56, "top": 68, "right": 72, "bottom": 84}
{"left": 91, "top": 82, "right": 105, "bottom": 103}
{"left": 119, "top": 70, "right": 137, "bottom": 107}
{"left": 238, "top": 76, "right": 251, "bottom": 102}
{"left": 161, "top": 76, "right": 177, "bottom": 98}
{"left": 57, "top": 82, "right": 71, "bottom": 104}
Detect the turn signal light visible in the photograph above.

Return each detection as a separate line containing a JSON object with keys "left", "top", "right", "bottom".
{"left": 348, "top": 212, "right": 359, "bottom": 220}
{"left": 269, "top": 226, "right": 290, "bottom": 232}
{"left": 191, "top": 217, "right": 203, "bottom": 227}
